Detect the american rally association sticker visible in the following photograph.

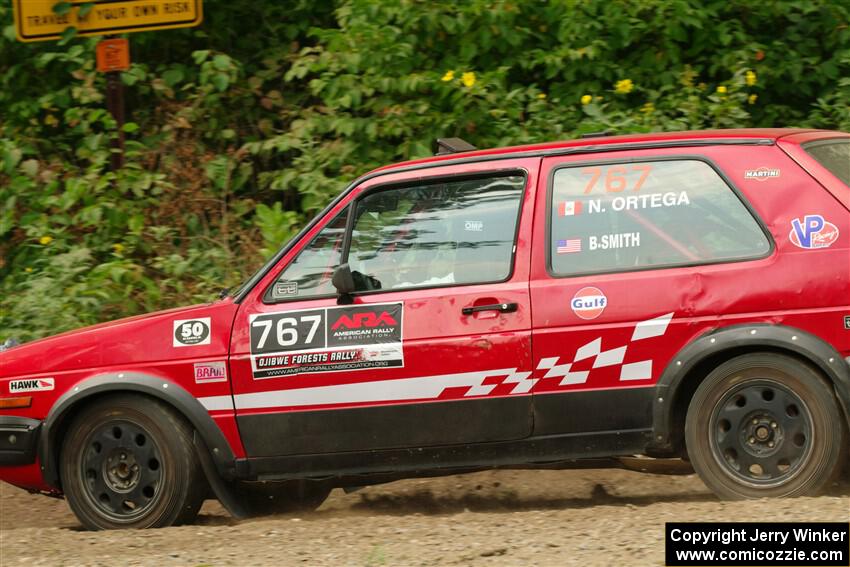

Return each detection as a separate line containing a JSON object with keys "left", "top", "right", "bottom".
{"left": 9, "top": 377, "right": 54, "bottom": 393}
{"left": 744, "top": 167, "right": 780, "bottom": 181}
{"left": 571, "top": 287, "right": 607, "bottom": 320}
{"left": 249, "top": 302, "right": 404, "bottom": 379}
{"left": 194, "top": 361, "right": 227, "bottom": 383}
{"left": 173, "top": 317, "right": 211, "bottom": 347}
{"left": 789, "top": 214, "right": 839, "bottom": 250}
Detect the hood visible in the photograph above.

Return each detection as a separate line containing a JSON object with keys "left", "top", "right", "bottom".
{"left": 0, "top": 299, "right": 239, "bottom": 379}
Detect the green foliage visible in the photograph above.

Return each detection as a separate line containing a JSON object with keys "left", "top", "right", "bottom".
{"left": 1, "top": 0, "right": 849, "bottom": 340}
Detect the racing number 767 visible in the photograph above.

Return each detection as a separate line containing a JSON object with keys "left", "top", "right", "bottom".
{"left": 582, "top": 164, "right": 652, "bottom": 194}
{"left": 253, "top": 314, "right": 322, "bottom": 349}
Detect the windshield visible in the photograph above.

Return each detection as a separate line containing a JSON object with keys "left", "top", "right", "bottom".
{"left": 804, "top": 139, "right": 850, "bottom": 187}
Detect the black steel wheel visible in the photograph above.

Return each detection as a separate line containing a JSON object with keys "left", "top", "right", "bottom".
{"left": 685, "top": 353, "right": 846, "bottom": 499}
{"left": 60, "top": 395, "right": 207, "bottom": 530}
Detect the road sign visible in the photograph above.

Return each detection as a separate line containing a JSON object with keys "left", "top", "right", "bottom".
{"left": 96, "top": 38, "right": 131, "bottom": 72}
{"left": 13, "top": 0, "right": 203, "bottom": 43}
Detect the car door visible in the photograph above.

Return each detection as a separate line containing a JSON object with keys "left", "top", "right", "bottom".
{"left": 529, "top": 148, "right": 775, "bottom": 438}
{"left": 229, "top": 157, "right": 539, "bottom": 457}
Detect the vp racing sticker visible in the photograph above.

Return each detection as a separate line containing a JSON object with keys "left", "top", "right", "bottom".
{"left": 789, "top": 215, "right": 839, "bottom": 250}
{"left": 9, "top": 377, "right": 54, "bottom": 393}
{"left": 249, "top": 302, "right": 404, "bottom": 379}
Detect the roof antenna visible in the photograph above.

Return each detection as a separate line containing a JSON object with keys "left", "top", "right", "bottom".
{"left": 434, "top": 137, "right": 477, "bottom": 156}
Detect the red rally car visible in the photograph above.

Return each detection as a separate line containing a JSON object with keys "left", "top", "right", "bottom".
{"left": 1, "top": 128, "right": 849, "bottom": 530}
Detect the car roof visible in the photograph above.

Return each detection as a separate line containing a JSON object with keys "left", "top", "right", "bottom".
{"left": 371, "top": 128, "right": 827, "bottom": 175}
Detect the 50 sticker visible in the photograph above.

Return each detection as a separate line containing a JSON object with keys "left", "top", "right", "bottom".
{"left": 173, "top": 317, "right": 211, "bottom": 347}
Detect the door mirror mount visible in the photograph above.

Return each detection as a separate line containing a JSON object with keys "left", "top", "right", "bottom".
{"left": 332, "top": 263, "right": 356, "bottom": 304}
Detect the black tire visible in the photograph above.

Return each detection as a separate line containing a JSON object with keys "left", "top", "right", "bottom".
{"left": 236, "top": 480, "right": 331, "bottom": 517}
{"left": 685, "top": 353, "right": 846, "bottom": 499}
{"left": 60, "top": 395, "right": 207, "bottom": 530}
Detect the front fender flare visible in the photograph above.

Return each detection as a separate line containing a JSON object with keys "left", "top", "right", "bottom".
{"left": 650, "top": 323, "right": 850, "bottom": 452}
{"left": 39, "top": 372, "right": 237, "bottom": 488}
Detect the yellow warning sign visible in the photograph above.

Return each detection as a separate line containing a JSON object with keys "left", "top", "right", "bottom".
{"left": 13, "top": 0, "right": 203, "bottom": 42}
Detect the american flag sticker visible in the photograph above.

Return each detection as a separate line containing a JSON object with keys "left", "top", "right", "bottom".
{"left": 558, "top": 201, "right": 583, "bottom": 216}
{"left": 556, "top": 239, "right": 581, "bottom": 254}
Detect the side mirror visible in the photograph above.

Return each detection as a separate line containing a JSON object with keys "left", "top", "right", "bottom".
{"left": 332, "top": 263, "right": 356, "bottom": 295}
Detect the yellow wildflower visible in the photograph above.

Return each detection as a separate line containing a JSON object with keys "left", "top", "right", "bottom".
{"left": 748, "top": 94, "right": 758, "bottom": 105}
{"left": 112, "top": 243, "right": 125, "bottom": 254}
{"left": 745, "top": 70, "right": 757, "bottom": 87}
{"left": 25, "top": 267, "right": 33, "bottom": 273}
{"left": 441, "top": 70, "right": 454, "bottom": 82}
{"left": 537, "top": 93, "right": 547, "bottom": 100}
{"left": 614, "top": 79, "right": 634, "bottom": 94}
{"left": 641, "top": 102, "right": 655, "bottom": 114}
{"left": 39, "top": 235, "right": 53, "bottom": 245}
{"left": 716, "top": 85, "right": 727, "bottom": 94}
{"left": 580, "top": 94, "right": 592, "bottom": 105}
{"left": 461, "top": 72, "right": 476, "bottom": 88}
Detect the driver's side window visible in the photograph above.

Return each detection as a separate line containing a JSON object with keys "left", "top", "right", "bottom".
{"left": 348, "top": 175, "right": 525, "bottom": 291}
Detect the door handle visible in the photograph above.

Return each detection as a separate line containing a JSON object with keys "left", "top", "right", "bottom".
{"left": 462, "top": 302, "right": 518, "bottom": 315}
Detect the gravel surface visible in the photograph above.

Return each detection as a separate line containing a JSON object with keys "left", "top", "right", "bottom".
{"left": 1, "top": 469, "right": 848, "bottom": 566}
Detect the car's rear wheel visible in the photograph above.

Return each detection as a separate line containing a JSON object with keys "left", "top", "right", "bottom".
{"left": 60, "top": 395, "right": 207, "bottom": 530}
{"left": 685, "top": 353, "right": 846, "bottom": 499}
{"left": 237, "top": 480, "right": 332, "bottom": 517}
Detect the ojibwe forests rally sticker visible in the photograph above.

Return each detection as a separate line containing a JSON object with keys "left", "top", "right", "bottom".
{"left": 248, "top": 302, "right": 404, "bottom": 379}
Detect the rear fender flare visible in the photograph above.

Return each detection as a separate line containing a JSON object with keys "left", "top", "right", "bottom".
{"left": 650, "top": 324, "right": 850, "bottom": 451}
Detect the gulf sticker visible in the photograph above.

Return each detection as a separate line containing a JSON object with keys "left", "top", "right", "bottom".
{"left": 571, "top": 287, "right": 607, "bottom": 320}
{"left": 789, "top": 215, "right": 839, "bottom": 250}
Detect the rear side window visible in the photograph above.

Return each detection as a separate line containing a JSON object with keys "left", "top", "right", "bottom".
{"left": 549, "top": 159, "right": 770, "bottom": 276}
{"left": 348, "top": 175, "right": 525, "bottom": 291}
{"left": 804, "top": 140, "right": 850, "bottom": 187}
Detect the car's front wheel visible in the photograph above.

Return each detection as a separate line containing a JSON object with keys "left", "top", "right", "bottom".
{"left": 60, "top": 394, "right": 207, "bottom": 530}
{"left": 685, "top": 353, "right": 846, "bottom": 499}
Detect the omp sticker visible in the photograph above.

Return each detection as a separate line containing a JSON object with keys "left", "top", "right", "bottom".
{"left": 571, "top": 287, "right": 607, "bottom": 320}
{"left": 789, "top": 215, "right": 839, "bottom": 250}
{"left": 9, "top": 377, "right": 54, "bottom": 393}
{"left": 744, "top": 167, "right": 780, "bottom": 181}
{"left": 194, "top": 361, "right": 227, "bottom": 383}
{"left": 249, "top": 302, "right": 404, "bottom": 379}
{"left": 173, "top": 317, "right": 211, "bottom": 347}
{"left": 194, "top": 312, "right": 675, "bottom": 412}
{"left": 464, "top": 220, "right": 483, "bottom": 232}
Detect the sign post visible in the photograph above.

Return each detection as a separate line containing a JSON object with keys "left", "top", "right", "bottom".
{"left": 97, "top": 38, "right": 130, "bottom": 170}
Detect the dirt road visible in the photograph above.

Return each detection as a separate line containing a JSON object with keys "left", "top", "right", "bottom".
{"left": 1, "top": 469, "right": 848, "bottom": 566}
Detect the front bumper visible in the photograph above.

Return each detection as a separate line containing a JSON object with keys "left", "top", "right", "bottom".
{"left": 0, "top": 416, "right": 41, "bottom": 466}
